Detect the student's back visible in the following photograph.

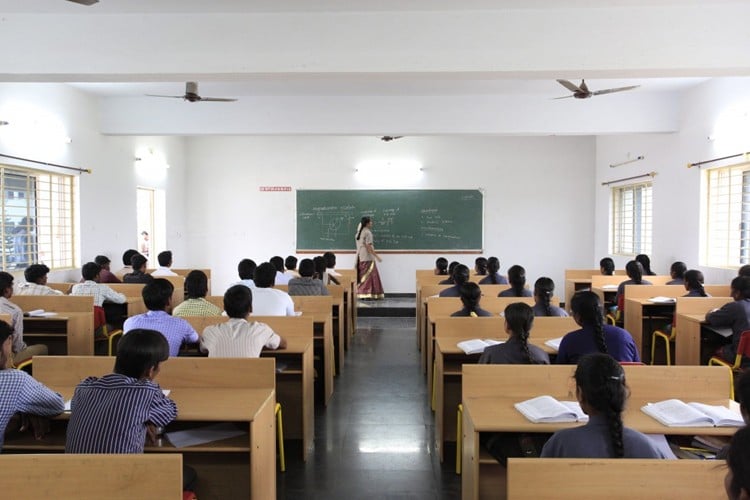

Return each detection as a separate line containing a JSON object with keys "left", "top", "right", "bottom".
{"left": 478, "top": 303, "right": 549, "bottom": 365}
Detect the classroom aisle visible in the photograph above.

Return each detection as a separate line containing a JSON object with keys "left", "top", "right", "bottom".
{"left": 278, "top": 312, "right": 461, "bottom": 499}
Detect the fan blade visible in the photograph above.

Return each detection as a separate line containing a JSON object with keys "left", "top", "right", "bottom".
{"left": 67, "top": 0, "right": 99, "bottom": 5}
{"left": 556, "top": 79, "right": 582, "bottom": 93}
{"left": 551, "top": 95, "right": 575, "bottom": 100}
{"left": 145, "top": 94, "right": 186, "bottom": 99}
{"left": 592, "top": 85, "right": 640, "bottom": 96}
{"left": 198, "top": 97, "right": 238, "bottom": 102}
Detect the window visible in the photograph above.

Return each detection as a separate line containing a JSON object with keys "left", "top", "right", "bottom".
{"left": 1, "top": 165, "right": 75, "bottom": 271}
{"left": 611, "top": 182, "right": 652, "bottom": 256}
{"left": 704, "top": 162, "right": 750, "bottom": 268}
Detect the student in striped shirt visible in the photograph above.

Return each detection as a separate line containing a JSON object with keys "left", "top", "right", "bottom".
{"left": 172, "top": 270, "right": 222, "bottom": 317}
{"left": 201, "top": 285, "right": 286, "bottom": 358}
{"left": 15, "top": 264, "right": 63, "bottom": 296}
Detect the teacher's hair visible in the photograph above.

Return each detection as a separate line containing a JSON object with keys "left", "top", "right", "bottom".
{"left": 356, "top": 216, "right": 372, "bottom": 241}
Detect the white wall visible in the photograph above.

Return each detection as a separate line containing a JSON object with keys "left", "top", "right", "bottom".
{"left": 184, "top": 135, "right": 596, "bottom": 295}
{"left": 0, "top": 83, "right": 188, "bottom": 281}
{"left": 594, "top": 77, "right": 750, "bottom": 283}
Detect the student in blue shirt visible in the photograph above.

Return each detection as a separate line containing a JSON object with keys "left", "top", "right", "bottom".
{"left": 706, "top": 276, "right": 750, "bottom": 361}
{"left": 635, "top": 254, "right": 656, "bottom": 276}
{"left": 479, "top": 257, "right": 508, "bottom": 285}
{"left": 438, "top": 261, "right": 460, "bottom": 285}
{"left": 683, "top": 269, "right": 710, "bottom": 297}
{"left": 451, "top": 282, "right": 492, "bottom": 317}
{"left": 498, "top": 265, "right": 532, "bottom": 297}
{"left": 439, "top": 264, "right": 470, "bottom": 297}
{"left": 434, "top": 257, "right": 448, "bottom": 276}
{"left": 614, "top": 260, "right": 652, "bottom": 312}
{"left": 666, "top": 261, "right": 687, "bottom": 285}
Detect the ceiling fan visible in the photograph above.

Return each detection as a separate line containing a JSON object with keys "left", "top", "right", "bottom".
{"left": 146, "top": 82, "right": 238, "bottom": 103}
{"left": 381, "top": 136, "right": 404, "bottom": 142}
{"left": 66, "top": 0, "right": 99, "bottom": 5}
{"left": 554, "top": 79, "right": 639, "bottom": 99}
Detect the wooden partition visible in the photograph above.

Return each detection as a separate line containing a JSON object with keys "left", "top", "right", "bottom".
{"left": 47, "top": 282, "right": 75, "bottom": 294}
{"left": 107, "top": 283, "right": 147, "bottom": 318}
{"left": 0, "top": 454, "right": 184, "bottom": 500}
{"left": 563, "top": 269, "right": 626, "bottom": 310}
{"left": 16, "top": 356, "right": 276, "bottom": 500}
{"left": 11, "top": 295, "right": 94, "bottom": 355}
{"left": 461, "top": 364, "right": 735, "bottom": 500}
{"left": 291, "top": 295, "right": 335, "bottom": 405}
{"left": 506, "top": 458, "right": 726, "bottom": 500}
{"left": 673, "top": 296, "right": 735, "bottom": 365}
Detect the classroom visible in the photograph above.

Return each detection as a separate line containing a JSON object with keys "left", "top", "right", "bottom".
{"left": 0, "top": 1, "right": 749, "bottom": 499}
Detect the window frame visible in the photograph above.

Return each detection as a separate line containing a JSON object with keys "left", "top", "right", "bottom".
{"left": 610, "top": 181, "right": 653, "bottom": 257}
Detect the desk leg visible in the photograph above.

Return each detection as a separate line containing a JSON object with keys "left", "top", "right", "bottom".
{"left": 435, "top": 352, "right": 445, "bottom": 462}
{"left": 624, "top": 304, "right": 642, "bottom": 358}
{"left": 676, "top": 319, "right": 702, "bottom": 366}
{"left": 462, "top": 405, "right": 479, "bottom": 500}
{"left": 250, "top": 394, "right": 276, "bottom": 500}
{"left": 68, "top": 315, "right": 94, "bottom": 355}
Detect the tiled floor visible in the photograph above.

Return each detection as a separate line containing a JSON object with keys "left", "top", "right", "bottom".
{"left": 278, "top": 313, "right": 460, "bottom": 499}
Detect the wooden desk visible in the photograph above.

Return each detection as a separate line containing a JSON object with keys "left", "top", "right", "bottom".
{"left": 0, "top": 454, "right": 184, "bottom": 500}
{"left": 291, "top": 295, "right": 335, "bottom": 406}
{"left": 563, "top": 269, "right": 627, "bottom": 310}
{"left": 7, "top": 356, "right": 277, "bottom": 500}
{"left": 432, "top": 316, "right": 576, "bottom": 462}
{"left": 47, "top": 281, "right": 75, "bottom": 294}
{"left": 672, "top": 297, "right": 733, "bottom": 365}
{"left": 12, "top": 295, "right": 95, "bottom": 355}
{"left": 106, "top": 283, "right": 148, "bottom": 322}
{"left": 461, "top": 364, "right": 735, "bottom": 500}
{"left": 506, "top": 458, "right": 726, "bottom": 500}
{"left": 337, "top": 270, "right": 357, "bottom": 341}
{"left": 591, "top": 275, "right": 674, "bottom": 305}
{"left": 184, "top": 315, "right": 315, "bottom": 461}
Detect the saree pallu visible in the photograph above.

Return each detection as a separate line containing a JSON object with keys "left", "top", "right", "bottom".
{"left": 357, "top": 259, "right": 384, "bottom": 299}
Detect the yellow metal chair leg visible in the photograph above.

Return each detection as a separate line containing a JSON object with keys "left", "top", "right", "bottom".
{"left": 456, "top": 404, "right": 463, "bottom": 475}
{"left": 275, "top": 403, "right": 286, "bottom": 472}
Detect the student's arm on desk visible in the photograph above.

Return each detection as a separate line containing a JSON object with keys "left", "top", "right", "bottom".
{"left": 705, "top": 302, "right": 733, "bottom": 325}
{"left": 104, "top": 286, "right": 127, "bottom": 304}
{"left": 148, "top": 385, "right": 177, "bottom": 427}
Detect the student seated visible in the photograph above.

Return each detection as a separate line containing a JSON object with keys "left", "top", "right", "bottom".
{"left": 0, "top": 272, "right": 48, "bottom": 365}
{"left": 270, "top": 256, "right": 291, "bottom": 285}
{"left": 123, "top": 279, "right": 199, "bottom": 356}
{"left": 479, "top": 256, "right": 508, "bottom": 285}
{"left": 92, "top": 255, "right": 121, "bottom": 284}
{"left": 172, "top": 270, "right": 222, "bottom": 317}
{"left": 0, "top": 321, "right": 64, "bottom": 448}
{"left": 474, "top": 257, "right": 488, "bottom": 276}
{"left": 64, "top": 329, "right": 196, "bottom": 491}
{"left": 288, "top": 259, "right": 330, "bottom": 296}
{"left": 541, "top": 353, "right": 664, "bottom": 458}
{"left": 439, "top": 264, "right": 470, "bottom": 297}
{"left": 614, "top": 260, "right": 653, "bottom": 312}
{"left": 684, "top": 269, "right": 710, "bottom": 297}
{"left": 200, "top": 285, "right": 286, "bottom": 357}
{"left": 666, "top": 261, "right": 687, "bottom": 285}
{"left": 532, "top": 277, "right": 568, "bottom": 317}
{"left": 740, "top": 265, "right": 750, "bottom": 278}
{"left": 323, "top": 252, "right": 341, "bottom": 285}
{"left": 556, "top": 291, "right": 639, "bottom": 364}
{"left": 499, "top": 265, "right": 532, "bottom": 297}
{"left": 250, "top": 262, "right": 296, "bottom": 316}
{"left": 116, "top": 249, "right": 140, "bottom": 279}
{"left": 451, "top": 282, "right": 492, "bottom": 317}
{"left": 123, "top": 254, "right": 154, "bottom": 285}
{"left": 479, "top": 302, "right": 549, "bottom": 364}
{"left": 15, "top": 264, "right": 63, "bottom": 296}
{"left": 285, "top": 255, "right": 300, "bottom": 279}
{"left": 151, "top": 250, "right": 178, "bottom": 277}
{"left": 705, "top": 276, "right": 750, "bottom": 362}
{"left": 71, "top": 262, "right": 128, "bottom": 308}
{"left": 232, "top": 259, "right": 257, "bottom": 289}
{"left": 439, "top": 261, "right": 460, "bottom": 285}
{"left": 726, "top": 426, "right": 750, "bottom": 500}
{"left": 434, "top": 257, "right": 449, "bottom": 276}
{"left": 718, "top": 371, "right": 750, "bottom": 459}
{"left": 599, "top": 257, "right": 615, "bottom": 276}
{"left": 635, "top": 254, "right": 656, "bottom": 276}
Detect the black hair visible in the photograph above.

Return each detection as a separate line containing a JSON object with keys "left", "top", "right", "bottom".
{"left": 435, "top": 257, "right": 448, "bottom": 275}
{"left": 635, "top": 254, "right": 654, "bottom": 275}
{"left": 312, "top": 256, "right": 327, "bottom": 280}
{"left": 487, "top": 257, "right": 501, "bottom": 284}
{"left": 122, "top": 249, "right": 139, "bottom": 266}
{"left": 285, "top": 255, "right": 298, "bottom": 271}
{"left": 270, "top": 256, "right": 285, "bottom": 273}
{"left": 458, "top": 282, "right": 482, "bottom": 313}
{"left": 534, "top": 277, "right": 555, "bottom": 316}
{"left": 507, "top": 265, "right": 526, "bottom": 296}
{"left": 683, "top": 269, "right": 707, "bottom": 297}
{"left": 453, "top": 264, "right": 470, "bottom": 286}
{"left": 0, "top": 272, "right": 12, "bottom": 296}
{"left": 669, "top": 261, "right": 687, "bottom": 280}
{"left": 0, "top": 320, "right": 13, "bottom": 368}
{"left": 732, "top": 276, "right": 750, "bottom": 300}
{"left": 24, "top": 263, "right": 50, "bottom": 284}
{"left": 474, "top": 257, "right": 488, "bottom": 275}
{"left": 727, "top": 427, "right": 750, "bottom": 498}
{"left": 356, "top": 216, "right": 372, "bottom": 241}
{"left": 94, "top": 255, "right": 111, "bottom": 266}
{"left": 625, "top": 260, "right": 644, "bottom": 284}
{"left": 298, "top": 258, "right": 315, "bottom": 278}
{"left": 141, "top": 279, "right": 174, "bottom": 311}
{"left": 574, "top": 353, "right": 629, "bottom": 458}
{"left": 114, "top": 329, "right": 169, "bottom": 379}
{"left": 323, "top": 252, "right": 336, "bottom": 269}
{"left": 157, "top": 250, "right": 172, "bottom": 267}
{"left": 571, "top": 291, "right": 607, "bottom": 354}
{"left": 254, "top": 262, "right": 277, "bottom": 288}
{"left": 599, "top": 257, "right": 615, "bottom": 275}
{"left": 739, "top": 265, "right": 750, "bottom": 278}
{"left": 238, "top": 259, "right": 257, "bottom": 280}
{"left": 184, "top": 270, "right": 209, "bottom": 299}
{"left": 504, "top": 302, "right": 538, "bottom": 364}
{"left": 224, "top": 284, "right": 252, "bottom": 319}
{"left": 738, "top": 371, "right": 750, "bottom": 412}
{"left": 131, "top": 253, "right": 148, "bottom": 271}
{"left": 81, "top": 262, "right": 101, "bottom": 281}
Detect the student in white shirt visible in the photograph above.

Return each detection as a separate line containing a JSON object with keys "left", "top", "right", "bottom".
{"left": 151, "top": 250, "right": 178, "bottom": 277}
{"left": 250, "top": 262, "right": 297, "bottom": 316}
{"left": 15, "top": 264, "right": 63, "bottom": 296}
{"left": 284, "top": 255, "right": 300, "bottom": 278}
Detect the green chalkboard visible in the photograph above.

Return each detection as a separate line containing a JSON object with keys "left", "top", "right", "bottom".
{"left": 296, "top": 190, "right": 483, "bottom": 251}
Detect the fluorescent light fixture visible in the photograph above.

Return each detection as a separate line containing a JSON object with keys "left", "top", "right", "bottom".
{"left": 355, "top": 159, "right": 423, "bottom": 185}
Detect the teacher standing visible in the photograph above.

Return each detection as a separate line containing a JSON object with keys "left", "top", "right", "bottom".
{"left": 355, "top": 216, "right": 384, "bottom": 300}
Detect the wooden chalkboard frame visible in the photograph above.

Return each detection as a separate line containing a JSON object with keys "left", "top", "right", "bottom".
{"left": 296, "top": 189, "right": 484, "bottom": 253}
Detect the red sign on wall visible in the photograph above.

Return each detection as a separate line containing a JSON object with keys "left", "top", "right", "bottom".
{"left": 259, "top": 186, "right": 292, "bottom": 192}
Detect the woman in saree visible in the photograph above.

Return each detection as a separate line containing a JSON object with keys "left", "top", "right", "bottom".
{"left": 355, "top": 216, "right": 384, "bottom": 299}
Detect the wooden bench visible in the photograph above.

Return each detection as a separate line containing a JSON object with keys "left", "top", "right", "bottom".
{"left": 0, "top": 454, "right": 183, "bottom": 499}
{"left": 11, "top": 295, "right": 95, "bottom": 355}
{"left": 8, "top": 356, "right": 277, "bottom": 500}
{"left": 506, "top": 458, "right": 726, "bottom": 500}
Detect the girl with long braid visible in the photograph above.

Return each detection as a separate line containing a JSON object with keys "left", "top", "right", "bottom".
{"left": 478, "top": 257, "right": 508, "bottom": 285}
{"left": 532, "top": 277, "right": 568, "bottom": 317}
{"left": 479, "top": 302, "right": 549, "bottom": 364}
{"left": 684, "top": 269, "right": 709, "bottom": 297}
{"left": 556, "top": 291, "right": 639, "bottom": 364}
{"left": 498, "top": 265, "right": 531, "bottom": 297}
{"left": 614, "top": 260, "right": 652, "bottom": 312}
{"left": 541, "top": 353, "right": 664, "bottom": 458}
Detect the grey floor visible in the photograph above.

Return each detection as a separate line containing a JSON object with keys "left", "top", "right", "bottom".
{"left": 277, "top": 311, "right": 461, "bottom": 499}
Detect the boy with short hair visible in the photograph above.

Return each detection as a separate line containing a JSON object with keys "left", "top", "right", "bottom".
{"left": 123, "top": 254, "right": 154, "bottom": 284}
{"left": 0, "top": 272, "right": 49, "bottom": 365}
{"left": 94, "top": 255, "right": 121, "bottom": 284}
{"left": 16, "top": 264, "right": 63, "bottom": 296}
{"left": 250, "top": 262, "right": 297, "bottom": 316}
{"left": 152, "top": 250, "right": 178, "bottom": 277}
{"left": 71, "top": 262, "right": 127, "bottom": 307}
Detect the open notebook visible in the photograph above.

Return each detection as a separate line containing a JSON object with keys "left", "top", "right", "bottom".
{"left": 641, "top": 399, "right": 743, "bottom": 427}
{"left": 456, "top": 339, "right": 503, "bottom": 355}
{"left": 514, "top": 395, "right": 588, "bottom": 423}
